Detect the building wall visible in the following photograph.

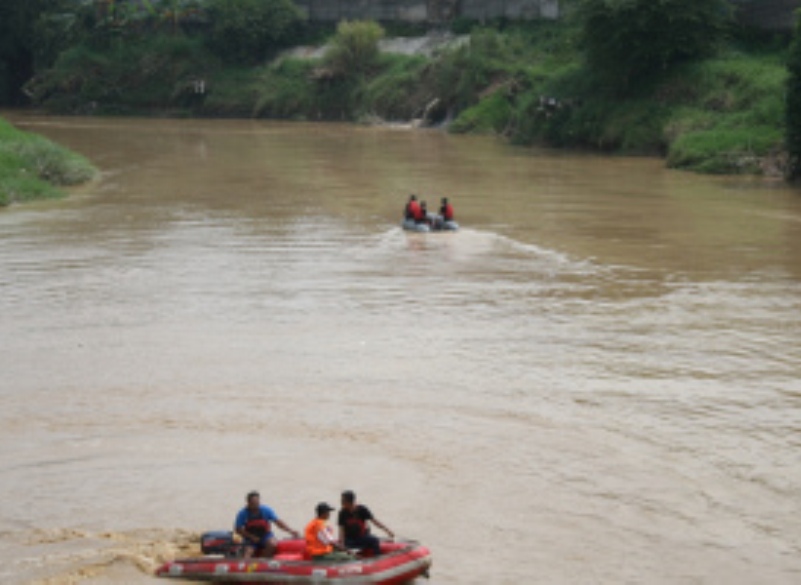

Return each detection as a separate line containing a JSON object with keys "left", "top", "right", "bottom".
{"left": 731, "top": 0, "right": 801, "bottom": 31}
{"left": 293, "top": 0, "right": 561, "bottom": 23}
{"left": 293, "top": 1, "right": 799, "bottom": 30}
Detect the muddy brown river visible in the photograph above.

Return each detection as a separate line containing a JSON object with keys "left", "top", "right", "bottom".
{"left": 1, "top": 115, "right": 800, "bottom": 584}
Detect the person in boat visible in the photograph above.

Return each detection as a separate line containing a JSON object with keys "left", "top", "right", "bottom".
{"left": 234, "top": 491, "right": 300, "bottom": 558}
{"left": 305, "top": 502, "right": 352, "bottom": 562}
{"left": 419, "top": 200, "right": 430, "bottom": 225}
{"left": 338, "top": 490, "right": 394, "bottom": 556}
{"left": 404, "top": 195, "right": 421, "bottom": 221}
{"left": 439, "top": 197, "right": 454, "bottom": 223}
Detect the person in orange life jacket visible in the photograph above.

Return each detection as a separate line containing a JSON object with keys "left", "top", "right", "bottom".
{"left": 440, "top": 197, "right": 454, "bottom": 221}
{"left": 234, "top": 491, "right": 300, "bottom": 558}
{"left": 337, "top": 490, "right": 394, "bottom": 556}
{"left": 305, "top": 502, "right": 352, "bottom": 562}
{"left": 404, "top": 195, "right": 421, "bottom": 221}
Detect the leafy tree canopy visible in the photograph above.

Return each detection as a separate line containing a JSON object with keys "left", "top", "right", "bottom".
{"left": 576, "top": 0, "right": 732, "bottom": 92}
{"left": 205, "top": 0, "right": 302, "bottom": 64}
{"left": 0, "top": 0, "right": 78, "bottom": 104}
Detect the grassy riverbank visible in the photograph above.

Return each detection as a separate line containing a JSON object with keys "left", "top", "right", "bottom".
{"left": 25, "top": 21, "right": 790, "bottom": 175}
{"left": 0, "top": 117, "right": 97, "bottom": 206}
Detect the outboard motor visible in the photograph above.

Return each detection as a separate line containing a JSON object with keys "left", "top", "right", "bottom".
{"left": 200, "top": 531, "right": 241, "bottom": 557}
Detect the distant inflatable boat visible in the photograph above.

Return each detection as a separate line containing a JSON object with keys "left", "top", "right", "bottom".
{"left": 402, "top": 215, "right": 459, "bottom": 232}
{"left": 156, "top": 534, "right": 432, "bottom": 584}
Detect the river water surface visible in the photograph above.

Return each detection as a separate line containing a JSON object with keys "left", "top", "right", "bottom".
{"left": 1, "top": 115, "right": 800, "bottom": 584}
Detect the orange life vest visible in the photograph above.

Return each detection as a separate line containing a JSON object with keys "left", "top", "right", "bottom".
{"left": 305, "top": 518, "right": 333, "bottom": 557}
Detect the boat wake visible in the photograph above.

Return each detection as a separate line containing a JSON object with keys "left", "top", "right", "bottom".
{"left": 6, "top": 528, "right": 198, "bottom": 584}
{"left": 374, "top": 224, "right": 602, "bottom": 276}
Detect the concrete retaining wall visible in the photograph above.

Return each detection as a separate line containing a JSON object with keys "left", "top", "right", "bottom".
{"left": 293, "top": 1, "right": 799, "bottom": 31}
{"left": 293, "top": 0, "right": 561, "bottom": 23}
{"left": 732, "top": 0, "right": 801, "bottom": 31}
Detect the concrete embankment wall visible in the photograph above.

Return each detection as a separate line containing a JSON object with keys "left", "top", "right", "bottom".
{"left": 731, "top": 0, "right": 801, "bottom": 31}
{"left": 293, "top": 0, "right": 801, "bottom": 31}
{"left": 293, "top": 0, "right": 560, "bottom": 23}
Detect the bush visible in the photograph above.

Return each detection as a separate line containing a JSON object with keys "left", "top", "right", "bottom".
{"left": 205, "top": 0, "right": 302, "bottom": 65}
{"left": 325, "top": 20, "right": 385, "bottom": 78}
{"left": 363, "top": 54, "right": 428, "bottom": 120}
{"left": 253, "top": 58, "right": 317, "bottom": 119}
{"left": 426, "top": 29, "right": 512, "bottom": 114}
{"left": 27, "top": 34, "right": 218, "bottom": 113}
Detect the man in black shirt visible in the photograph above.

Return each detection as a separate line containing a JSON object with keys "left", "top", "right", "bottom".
{"left": 337, "top": 490, "right": 394, "bottom": 556}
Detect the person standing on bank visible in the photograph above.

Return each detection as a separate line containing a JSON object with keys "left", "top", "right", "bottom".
{"left": 337, "top": 490, "right": 394, "bottom": 556}
{"left": 234, "top": 491, "right": 300, "bottom": 558}
{"left": 305, "top": 502, "right": 353, "bottom": 562}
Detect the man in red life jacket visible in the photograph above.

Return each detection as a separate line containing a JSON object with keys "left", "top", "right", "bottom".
{"left": 234, "top": 491, "right": 300, "bottom": 558}
{"left": 440, "top": 197, "right": 454, "bottom": 221}
{"left": 337, "top": 490, "right": 394, "bottom": 556}
{"left": 405, "top": 195, "right": 421, "bottom": 221}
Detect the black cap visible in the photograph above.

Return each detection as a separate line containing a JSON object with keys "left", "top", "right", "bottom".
{"left": 316, "top": 502, "right": 335, "bottom": 515}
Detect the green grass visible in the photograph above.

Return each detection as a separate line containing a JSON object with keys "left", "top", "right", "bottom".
{"left": 0, "top": 117, "right": 97, "bottom": 206}
{"left": 667, "top": 126, "right": 782, "bottom": 174}
{"left": 450, "top": 92, "right": 513, "bottom": 134}
{"left": 504, "top": 46, "right": 788, "bottom": 173}
{"left": 660, "top": 54, "right": 787, "bottom": 172}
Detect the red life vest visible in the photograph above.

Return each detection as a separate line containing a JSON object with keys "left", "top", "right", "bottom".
{"left": 442, "top": 203, "right": 454, "bottom": 221}
{"left": 245, "top": 509, "right": 271, "bottom": 539}
{"left": 407, "top": 200, "right": 421, "bottom": 220}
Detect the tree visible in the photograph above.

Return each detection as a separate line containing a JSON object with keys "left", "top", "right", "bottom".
{"left": 787, "top": 10, "right": 801, "bottom": 181}
{"left": 0, "top": 0, "right": 50, "bottom": 104}
{"left": 576, "top": 0, "right": 732, "bottom": 93}
{"left": 205, "top": 0, "right": 302, "bottom": 64}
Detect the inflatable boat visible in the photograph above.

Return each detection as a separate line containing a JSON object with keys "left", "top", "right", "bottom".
{"left": 402, "top": 215, "right": 459, "bottom": 233}
{"left": 156, "top": 532, "right": 432, "bottom": 584}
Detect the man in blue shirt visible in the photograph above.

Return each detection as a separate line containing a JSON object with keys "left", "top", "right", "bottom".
{"left": 235, "top": 491, "right": 300, "bottom": 558}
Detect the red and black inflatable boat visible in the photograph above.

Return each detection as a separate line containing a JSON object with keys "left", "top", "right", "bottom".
{"left": 156, "top": 532, "right": 432, "bottom": 584}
